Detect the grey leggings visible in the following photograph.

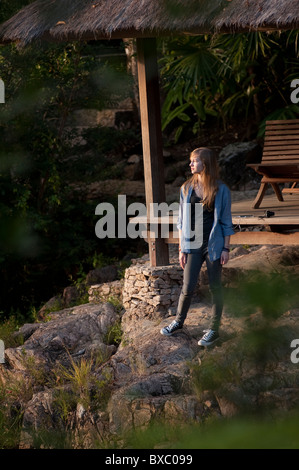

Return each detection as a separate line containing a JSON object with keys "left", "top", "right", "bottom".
{"left": 175, "top": 245, "right": 223, "bottom": 331}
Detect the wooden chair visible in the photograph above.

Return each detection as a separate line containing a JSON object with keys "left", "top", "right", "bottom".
{"left": 247, "top": 119, "right": 299, "bottom": 209}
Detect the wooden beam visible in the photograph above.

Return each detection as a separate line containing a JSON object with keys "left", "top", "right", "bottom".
{"left": 144, "top": 230, "right": 299, "bottom": 246}
{"left": 136, "top": 37, "right": 169, "bottom": 266}
{"left": 231, "top": 231, "right": 299, "bottom": 245}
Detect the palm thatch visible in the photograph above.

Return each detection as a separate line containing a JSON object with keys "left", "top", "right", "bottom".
{"left": 1, "top": 0, "right": 299, "bottom": 46}
{"left": 0, "top": 0, "right": 224, "bottom": 45}
{"left": 215, "top": 0, "right": 299, "bottom": 32}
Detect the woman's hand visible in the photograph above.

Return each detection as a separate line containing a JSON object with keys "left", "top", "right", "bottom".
{"left": 179, "top": 251, "right": 187, "bottom": 270}
{"left": 220, "top": 250, "right": 229, "bottom": 265}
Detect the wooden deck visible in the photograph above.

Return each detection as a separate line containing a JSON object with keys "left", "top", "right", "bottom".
{"left": 232, "top": 192, "right": 299, "bottom": 223}
{"left": 130, "top": 192, "right": 299, "bottom": 247}
{"left": 231, "top": 192, "right": 299, "bottom": 245}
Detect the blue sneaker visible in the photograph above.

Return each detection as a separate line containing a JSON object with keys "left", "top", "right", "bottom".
{"left": 160, "top": 320, "right": 182, "bottom": 336}
{"left": 198, "top": 329, "right": 219, "bottom": 346}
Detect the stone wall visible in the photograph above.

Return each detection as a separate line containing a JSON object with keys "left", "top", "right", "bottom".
{"left": 122, "top": 260, "right": 183, "bottom": 321}
{"left": 120, "top": 245, "right": 212, "bottom": 321}
{"left": 88, "top": 279, "right": 124, "bottom": 304}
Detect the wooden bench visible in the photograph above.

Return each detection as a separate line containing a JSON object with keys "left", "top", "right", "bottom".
{"left": 247, "top": 119, "right": 299, "bottom": 209}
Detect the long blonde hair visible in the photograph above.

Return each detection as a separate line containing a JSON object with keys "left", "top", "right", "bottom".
{"left": 182, "top": 147, "right": 219, "bottom": 209}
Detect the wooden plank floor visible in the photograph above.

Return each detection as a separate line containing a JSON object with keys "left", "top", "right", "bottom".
{"left": 231, "top": 192, "right": 299, "bottom": 226}
{"left": 231, "top": 192, "right": 299, "bottom": 245}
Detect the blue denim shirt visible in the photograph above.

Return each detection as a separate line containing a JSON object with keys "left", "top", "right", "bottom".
{"left": 177, "top": 182, "right": 235, "bottom": 261}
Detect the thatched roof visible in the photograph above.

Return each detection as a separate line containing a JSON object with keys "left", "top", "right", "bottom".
{"left": 0, "top": 0, "right": 222, "bottom": 44}
{"left": 215, "top": 0, "right": 299, "bottom": 32}
{"left": 0, "top": 0, "right": 299, "bottom": 45}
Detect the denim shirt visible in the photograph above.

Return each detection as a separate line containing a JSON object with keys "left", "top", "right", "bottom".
{"left": 177, "top": 182, "right": 235, "bottom": 261}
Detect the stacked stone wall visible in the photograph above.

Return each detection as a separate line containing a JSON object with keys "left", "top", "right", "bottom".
{"left": 88, "top": 280, "right": 124, "bottom": 304}
{"left": 122, "top": 258, "right": 183, "bottom": 321}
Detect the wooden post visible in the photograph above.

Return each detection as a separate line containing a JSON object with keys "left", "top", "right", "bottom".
{"left": 136, "top": 37, "right": 169, "bottom": 266}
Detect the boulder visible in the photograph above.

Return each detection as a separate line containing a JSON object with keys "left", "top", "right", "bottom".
{"left": 218, "top": 141, "right": 262, "bottom": 190}
{"left": 85, "top": 265, "right": 119, "bottom": 286}
{"left": 88, "top": 279, "right": 124, "bottom": 303}
{"left": 5, "top": 303, "right": 119, "bottom": 372}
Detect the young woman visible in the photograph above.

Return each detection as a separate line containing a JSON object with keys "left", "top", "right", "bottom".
{"left": 160, "top": 147, "right": 234, "bottom": 346}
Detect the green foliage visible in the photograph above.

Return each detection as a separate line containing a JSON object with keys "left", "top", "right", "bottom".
{"left": 54, "top": 353, "right": 113, "bottom": 413}
{"left": 124, "top": 413, "right": 299, "bottom": 449}
{"left": 0, "top": 317, "right": 24, "bottom": 348}
{"left": 104, "top": 318, "right": 123, "bottom": 346}
{"left": 191, "top": 350, "right": 240, "bottom": 395}
{"left": 0, "top": 304, "right": 39, "bottom": 346}
{"left": 225, "top": 271, "right": 299, "bottom": 320}
{"left": 0, "top": 0, "right": 33, "bottom": 23}
{"left": 0, "top": 35, "right": 138, "bottom": 319}
{"left": 0, "top": 401, "right": 23, "bottom": 449}
{"left": 56, "top": 357, "right": 95, "bottom": 409}
{"left": 160, "top": 35, "right": 222, "bottom": 140}
{"left": 159, "top": 31, "right": 299, "bottom": 141}
{"left": 0, "top": 344, "right": 54, "bottom": 448}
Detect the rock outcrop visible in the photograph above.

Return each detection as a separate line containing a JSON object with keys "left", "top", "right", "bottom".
{"left": 1, "top": 245, "right": 299, "bottom": 448}
{"left": 218, "top": 141, "right": 262, "bottom": 190}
